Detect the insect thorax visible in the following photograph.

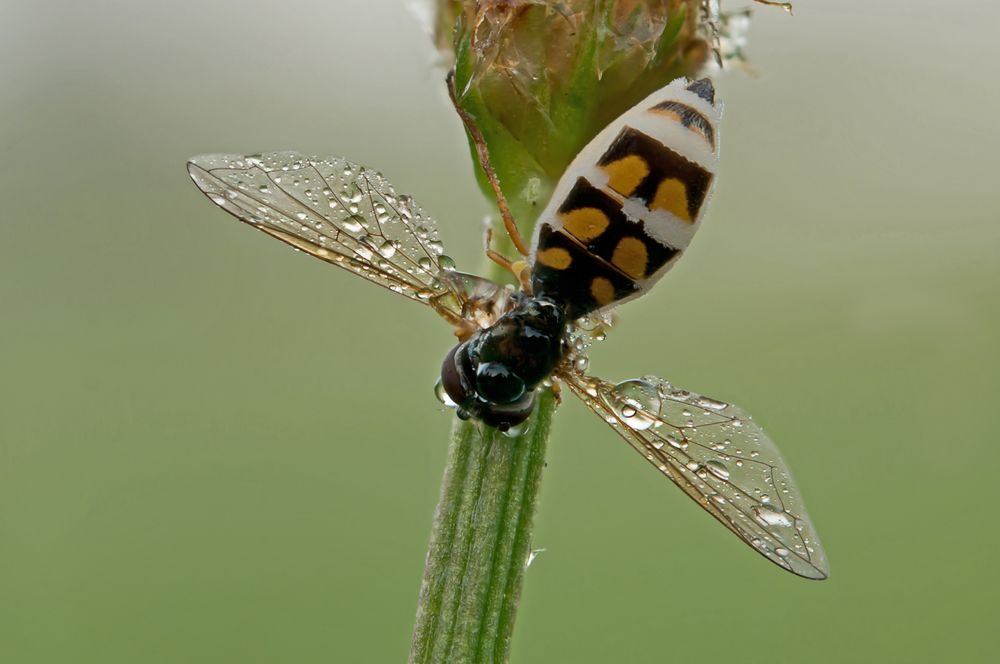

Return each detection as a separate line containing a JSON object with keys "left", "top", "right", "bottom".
{"left": 440, "top": 294, "right": 568, "bottom": 430}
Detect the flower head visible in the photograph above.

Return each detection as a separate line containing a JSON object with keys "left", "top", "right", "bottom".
{"left": 438, "top": 1, "right": 713, "bottom": 234}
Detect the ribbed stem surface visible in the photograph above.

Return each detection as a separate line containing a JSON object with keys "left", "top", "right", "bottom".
{"left": 410, "top": 390, "right": 555, "bottom": 664}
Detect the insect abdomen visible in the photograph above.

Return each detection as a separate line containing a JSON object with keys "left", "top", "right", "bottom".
{"left": 531, "top": 78, "right": 721, "bottom": 318}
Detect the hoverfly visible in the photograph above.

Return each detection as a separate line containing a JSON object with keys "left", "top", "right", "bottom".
{"left": 187, "top": 76, "right": 828, "bottom": 580}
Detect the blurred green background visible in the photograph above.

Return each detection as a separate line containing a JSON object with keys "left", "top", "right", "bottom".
{"left": 2, "top": 1, "right": 997, "bottom": 662}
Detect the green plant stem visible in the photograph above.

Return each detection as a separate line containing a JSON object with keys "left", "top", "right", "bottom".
{"left": 410, "top": 389, "right": 555, "bottom": 664}
{"left": 410, "top": 67, "right": 558, "bottom": 660}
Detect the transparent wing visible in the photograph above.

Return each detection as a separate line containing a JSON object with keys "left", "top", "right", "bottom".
{"left": 562, "top": 371, "right": 829, "bottom": 580}
{"left": 187, "top": 151, "right": 486, "bottom": 324}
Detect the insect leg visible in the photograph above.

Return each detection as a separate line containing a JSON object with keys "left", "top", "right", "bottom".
{"left": 483, "top": 227, "right": 532, "bottom": 293}
{"left": 447, "top": 69, "right": 530, "bottom": 257}
{"left": 549, "top": 376, "right": 563, "bottom": 406}
{"left": 753, "top": 0, "right": 793, "bottom": 13}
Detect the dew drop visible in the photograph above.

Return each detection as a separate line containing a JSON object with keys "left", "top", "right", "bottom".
{"left": 434, "top": 378, "right": 456, "bottom": 407}
{"left": 526, "top": 548, "right": 546, "bottom": 568}
{"left": 695, "top": 396, "right": 728, "bottom": 411}
{"left": 343, "top": 215, "right": 364, "bottom": 233}
{"left": 438, "top": 255, "right": 457, "bottom": 271}
{"left": 705, "top": 460, "right": 731, "bottom": 480}
{"left": 753, "top": 505, "right": 793, "bottom": 528}
{"left": 608, "top": 379, "right": 661, "bottom": 430}
{"left": 378, "top": 241, "right": 397, "bottom": 258}
{"left": 666, "top": 435, "right": 687, "bottom": 451}
{"left": 502, "top": 421, "right": 527, "bottom": 438}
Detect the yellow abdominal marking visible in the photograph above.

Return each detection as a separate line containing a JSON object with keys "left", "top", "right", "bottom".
{"left": 651, "top": 106, "right": 714, "bottom": 146}
{"left": 651, "top": 107, "right": 683, "bottom": 123}
{"left": 601, "top": 155, "right": 649, "bottom": 197}
{"left": 651, "top": 178, "right": 692, "bottom": 223}
{"left": 537, "top": 247, "right": 572, "bottom": 270}
{"left": 688, "top": 124, "right": 711, "bottom": 144}
{"left": 611, "top": 237, "right": 648, "bottom": 280}
{"left": 560, "top": 207, "right": 610, "bottom": 242}
{"left": 590, "top": 277, "right": 615, "bottom": 305}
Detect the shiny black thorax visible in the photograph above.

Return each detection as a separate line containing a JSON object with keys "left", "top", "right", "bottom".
{"left": 440, "top": 295, "right": 568, "bottom": 430}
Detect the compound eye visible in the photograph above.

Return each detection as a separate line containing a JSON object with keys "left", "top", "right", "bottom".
{"left": 441, "top": 343, "right": 475, "bottom": 407}
{"left": 475, "top": 362, "right": 526, "bottom": 404}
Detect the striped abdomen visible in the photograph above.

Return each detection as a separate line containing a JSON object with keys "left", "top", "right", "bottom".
{"left": 530, "top": 77, "right": 721, "bottom": 319}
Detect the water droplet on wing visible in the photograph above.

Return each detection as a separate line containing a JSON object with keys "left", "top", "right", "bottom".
{"left": 705, "top": 460, "right": 731, "bottom": 480}
{"left": 608, "top": 379, "right": 661, "bottom": 430}
{"left": 753, "top": 505, "right": 793, "bottom": 528}
{"left": 378, "top": 241, "right": 397, "bottom": 258}
{"left": 695, "top": 396, "right": 728, "bottom": 412}
{"left": 343, "top": 215, "right": 364, "bottom": 233}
